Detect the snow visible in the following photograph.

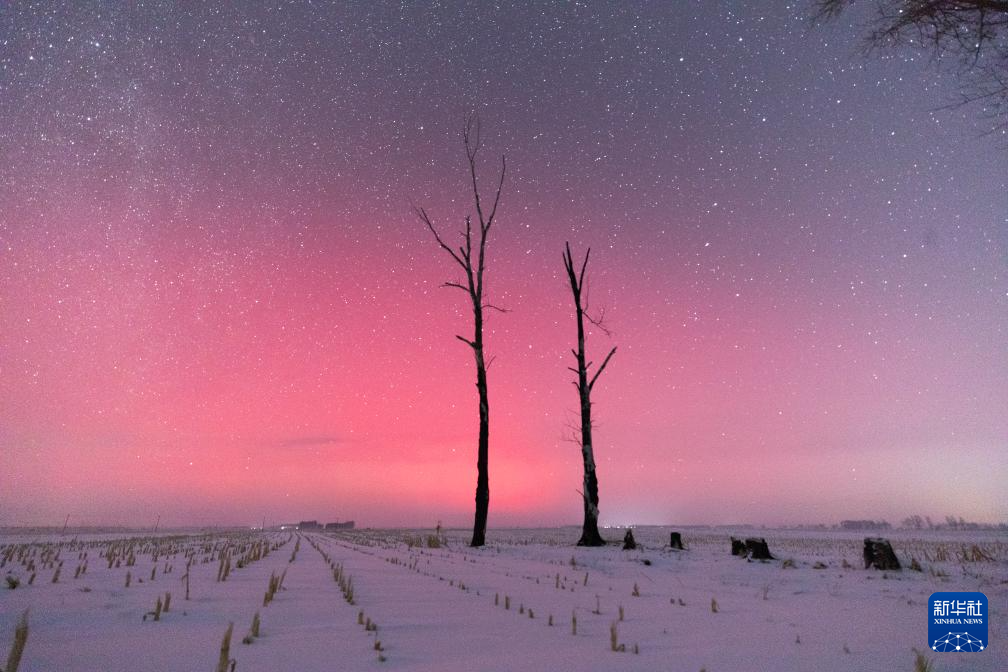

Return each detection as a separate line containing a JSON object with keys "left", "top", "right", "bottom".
{"left": 1, "top": 527, "right": 1004, "bottom": 671}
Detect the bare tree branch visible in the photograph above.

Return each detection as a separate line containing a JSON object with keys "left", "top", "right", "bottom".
{"left": 578, "top": 247, "right": 590, "bottom": 291}
{"left": 482, "top": 303, "right": 509, "bottom": 314}
{"left": 464, "top": 114, "right": 486, "bottom": 230}
{"left": 464, "top": 216, "right": 473, "bottom": 261}
{"left": 588, "top": 346, "right": 617, "bottom": 391}
{"left": 485, "top": 155, "right": 507, "bottom": 232}
{"left": 584, "top": 306, "right": 612, "bottom": 337}
{"left": 814, "top": 0, "right": 1008, "bottom": 136}
{"left": 416, "top": 207, "right": 467, "bottom": 270}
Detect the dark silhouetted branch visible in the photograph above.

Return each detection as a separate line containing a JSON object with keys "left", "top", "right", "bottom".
{"left": 589, "top": 346, "right": 617, "bottom": 391}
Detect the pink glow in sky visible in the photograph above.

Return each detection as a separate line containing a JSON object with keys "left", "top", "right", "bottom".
{"left": 1, "top": 4, "right": 1005, "bottom": 529}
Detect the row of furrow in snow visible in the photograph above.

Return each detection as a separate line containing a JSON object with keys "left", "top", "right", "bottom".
{"left": 308, "top": 532, "right": 671, "bottom": 665}
{"left": 305, "top": 533, "right": 607, "bottom": 670}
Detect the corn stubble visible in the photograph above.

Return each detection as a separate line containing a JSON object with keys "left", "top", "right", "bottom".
{"left": 3, "top": 610, "right": 28, "bottom": 672}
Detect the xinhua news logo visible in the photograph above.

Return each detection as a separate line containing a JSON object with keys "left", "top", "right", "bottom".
{"left": 928, "top": 591, "right": 988, "bottom": 653}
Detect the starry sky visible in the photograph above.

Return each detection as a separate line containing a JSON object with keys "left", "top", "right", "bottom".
{"left": 1, "top": 2, "right": 1005, "bottom": 529}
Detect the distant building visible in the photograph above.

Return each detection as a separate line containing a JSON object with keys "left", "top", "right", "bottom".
{"left": 297, "top": 520, "right": 322, "bottom": 531}
{"left": 325, "top": 521, "right": 355, "bottom": 531}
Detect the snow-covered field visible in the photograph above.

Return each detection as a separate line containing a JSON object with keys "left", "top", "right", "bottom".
{"left": 1, "top": 527, "right": 1004, "bottom": 671}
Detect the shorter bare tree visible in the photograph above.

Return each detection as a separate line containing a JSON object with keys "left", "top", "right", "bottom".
{"left": 563, "top": 242, "right": 616, "bottom": 547}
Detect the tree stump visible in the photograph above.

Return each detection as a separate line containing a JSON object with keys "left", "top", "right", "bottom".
{"left": 622, "top": 529, "right": 637, "bottom": 550}
{"left": 745, "top": 538, "right": 774, "bottom": 560}
{"left": 669, "top": 532, "right": 684, "bottom": 550}
{"left": 863, "top": 538, "right": 901, "bottom": 570}
{"left": 730, "top": 537, "right": 747, "bottom": 556}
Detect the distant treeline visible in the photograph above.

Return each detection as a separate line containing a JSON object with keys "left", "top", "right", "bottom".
{"left": 899, "top": 515, "right": 1007, "bottom": 531}
{"left": 839, "top": 520, "right": 891, "bottom": 530}
{"left": 835, "top": 516, "right": 1007, "bottom": 531}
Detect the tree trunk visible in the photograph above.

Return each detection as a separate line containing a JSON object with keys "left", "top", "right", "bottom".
{"left": 577, "top": 348, "right": 603, "bottom": 546}
{"left": 577, "top": 442, "right": 604, "bottom": 545}
{"left": 471, "top": 340, "right": 489, "bottom": 547}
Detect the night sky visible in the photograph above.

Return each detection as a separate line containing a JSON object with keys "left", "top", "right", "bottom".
{"left": 1, "top": 2, "right": 1005, "bottom": 529}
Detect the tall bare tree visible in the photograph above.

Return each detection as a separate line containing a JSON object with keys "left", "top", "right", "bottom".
{"left": 415, "top": 115, "right": 506, "bottom": 548}
{"left": 562, "top": 242, "right": 616, "bottom": 547}
{"left": 814, "top": 0, "right": 1008, "bottom": 135}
